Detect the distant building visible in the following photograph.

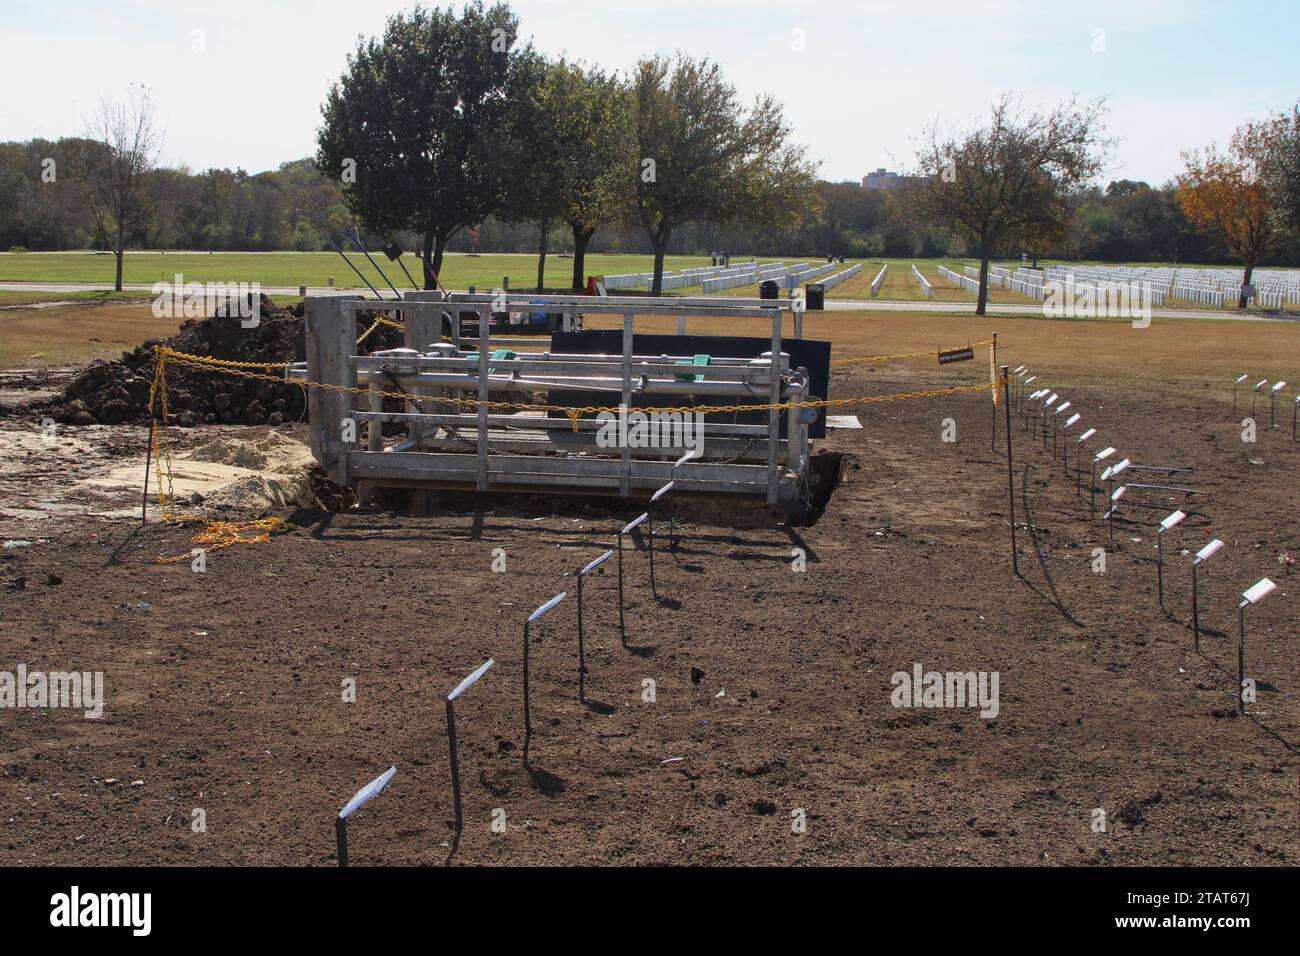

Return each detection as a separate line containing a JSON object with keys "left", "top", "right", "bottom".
{"left": 862, "top": 168, "right": 906, "bottom": 190}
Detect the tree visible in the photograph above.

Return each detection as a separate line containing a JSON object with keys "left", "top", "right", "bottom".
{"left": 1257, "top": 103, "right": 1300, "bottom": 237}
{"left": 557, "top": 66, "right": 635, "bottom": 290}
{"left": 907, "top": 93, "right": 1109, "bottom": 315}
{"left": 86, "top": 84, "right": 162, "bottom": 291}
{"left": 499, "top": 55, "right": 579, "bottom": 292}
{"left": 1177, "top": 120, "right": 1278, "bottom": 308}
{"left": 631, "top": 54, "right": 819, "bottom": 295}
{"left": 316, "top": 2, "right": 532, "bottom": 288}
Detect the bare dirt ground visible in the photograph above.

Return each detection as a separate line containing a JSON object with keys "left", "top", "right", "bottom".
{"left": 0, "top": 305, "right": 1297, "bottom": 866}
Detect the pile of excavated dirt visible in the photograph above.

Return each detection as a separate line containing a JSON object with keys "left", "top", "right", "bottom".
{"left": 40, "top": 296, "right": 406, "bottom": 428}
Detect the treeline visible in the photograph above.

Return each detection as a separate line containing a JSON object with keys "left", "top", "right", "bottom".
{"left": 7, "top": 140, "right": 1285, "bottom": 268}
{"left": 0, "top": 139, "right": 349, "bottom": 252}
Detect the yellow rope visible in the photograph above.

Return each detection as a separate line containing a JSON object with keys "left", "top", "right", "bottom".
{"left": 147, "top": 351, "right": 291, "bottom": 561}
{"left": 356, "top": 315, "right": 406, "bottom": 346}
{"left": 145, "top": 337, "right": 998, "bottom": 559}
{"left": 831, "top": 338, "right": 995, "bottom": 366}
{"left": 155, "top": 345, "right": 995, "bottom": 425}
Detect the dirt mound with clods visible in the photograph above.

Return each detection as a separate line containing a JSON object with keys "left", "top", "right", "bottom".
{"left": 36, "top": 295, "right": 405, "bottom": 429}
{"left": 42, "top": 295, "right": 311, "bottom": 428}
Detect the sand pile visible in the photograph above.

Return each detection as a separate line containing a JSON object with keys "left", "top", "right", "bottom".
{"left": 83, "top": 431, "right": 320, "bottom": 514}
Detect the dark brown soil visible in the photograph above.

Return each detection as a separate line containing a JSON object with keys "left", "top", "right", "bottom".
{"left": 0, "top": 363, "right": 1296, "bottom": 866}
{"left": 32, "top": 297, "right": 409, "bottom": 429}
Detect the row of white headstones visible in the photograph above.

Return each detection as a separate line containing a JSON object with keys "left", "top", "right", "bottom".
{"left": 603, "top": 259, "right": 772, "bottom": 291}
{"left": 604, "top": 259, "right": 818, "bottom": 292}
{"left": 996, "top": 264, "right": 1299, "bottom": 308}
{"left": 603, "top": 259, "right": 863, "bottom": 296}
{"left": 911, "top": 264, "right": 932, "bottom": 299}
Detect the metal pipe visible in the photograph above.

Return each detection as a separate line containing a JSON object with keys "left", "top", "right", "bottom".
{"left": 1237, "top": 602, "right": 1247, "bottom": 715}
{"left": 321, "top": 231, "right": 387, "bottom": 300}
{"left": 345, "top": 225, "right": 403, "bottom": 299}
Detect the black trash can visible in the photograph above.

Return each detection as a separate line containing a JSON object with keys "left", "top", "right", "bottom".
{"left": 805, "top": 282, "right": 825, "bottom": 310}
{"left": 759, "top": 279, "right": 779, "bottom": 300}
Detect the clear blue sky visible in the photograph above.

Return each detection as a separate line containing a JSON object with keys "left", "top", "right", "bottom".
{"left": 2, "top": 0, "right": 1297, "bottom": 187}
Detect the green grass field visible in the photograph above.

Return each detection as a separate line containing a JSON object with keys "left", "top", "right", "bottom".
{"left": 1, "top": 251, "right": 1289, "bottom": 314}
{"left": 0, "top": 251, "right": 733, "bottom": 291}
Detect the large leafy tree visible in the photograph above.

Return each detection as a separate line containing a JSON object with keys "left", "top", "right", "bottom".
{"left": 908, "top": 93, "right": 1110, "bottom": 315}
{"left": 1256, "top": 103, "right": 1300, "bottom": 238}
{"left": 559, "top": 66, "right": 635, "bottom": 290}
{"left": 498, "top": 55, "right": 579, "bottom": 291}
{"left": 316, "top": 1, "right": 532, "bottom": 288}
{"left": 506, "top": 59, "right": 634, "bottom": 291}
{"left": 631, "top": 54, "right": 819, "bottom": 295}
{"left": 1177, "top": 120, "right": 1278, "bottom": 308}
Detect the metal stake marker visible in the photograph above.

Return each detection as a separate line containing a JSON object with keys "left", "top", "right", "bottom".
{"left": 576, "top": 551, "right": 614, "bottom": 702}
{"left": 445, "top": 659, "right": 493, "bottom": 866}
{"left": 1232, "top": 374, "right": 1247, "bottom": 418}
{"left": 648, "top": 482, "right": 675, "bottom": 600}
{"left": 141, "top": 424, "right": 153, "bottom": 527}
{"left": 335, "top": 765, "right": 397, "bottom": 868}
{"left": 1011, "top": 367, "right": 1026, "bottom": 413}
{"left": 1105, "top": 459, "right": 1131, "bottom": 540}
{"left": 1052, "top": 402, "right": 1071, "bottom": 461}
{"left": 1075, "top": 428, "right": 1096, "bottom": 496}
{"left": 1091, "top": 447, "right": 1115, "bottom": 517}
{"left": 616, "top": 513, "right": 648, "bottom": 645}
{"left": 668, "top": 450, "right": 696, "bottom": 549}
{"left": 1020, "top": 376, "right": 1036, "bottom": 415}
{"left": 523, "top": 593, "right": 566, "bottom": 771}
{"left": 1107, "top": 484, "right": 1126, "bottom": 546}
{"left": 1237, "top": 578, "right": 1278, "bottom": 714}
{"left": 1269, "top": 381, "right": 1286, "bottom": 428}
{"left": 1191, "top": 539, "right": 1224, "bottom": 653}
{"left": 1156, "top": 510, "right": 1186, "bottom": 608}
{"left": 1002, "top": 368, "right": 1017, "bottom": 575}
{"left": 1294, "top": 395, "right": 1300, "bottom": 442}
{"left": 1251, "top": 379, "right": 1267, "bottom": 418}
{"left": 1060, "top": 412, "right": 1080, "bottom": 476}
{"left": 1042, "top": 393, "right": 1057, "bottom": 449}
{"left": 1025, "top": 388, "right": 1045, "bottom": 431}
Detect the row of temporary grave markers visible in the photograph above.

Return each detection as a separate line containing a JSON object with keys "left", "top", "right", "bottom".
{"left": 1008, "top": 365, "right": 1280, "bottom": 717}
{"left": 1231, "top": 375, "right": 1295, "bottom": 435}
{"left": 333, "top": 451, "right": 695, "bottom": 867}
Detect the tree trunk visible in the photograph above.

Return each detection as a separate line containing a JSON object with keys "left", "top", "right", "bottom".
{"left": 975, "top": 248, "right": 991, "bottom": 316}
{"left": 114, "top": 224, "right": 125, "bottom": 292}
{"left": 571, "top": 226, "right": 594, "bottom": 290}
{"left": 535, "top": 218, "right": 549, "bottom": 293}
{"left": 422, "top": 230, "right": 448, "bottom": 290}
{"left": 651, "top": 243, "right": 667, "bottom": 296}
{"left": 421, "top": 230, "right": 437, "bottom": 290}
{"left": 649, "top": 223, "right": 672, "bottom": 296}
{"left": 1238, "top": 262, "right": 1255, "bottom": 309}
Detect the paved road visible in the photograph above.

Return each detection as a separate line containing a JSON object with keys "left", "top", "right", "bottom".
{"left": 0, "top": 281, "right": 1290, "bottom": 323}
